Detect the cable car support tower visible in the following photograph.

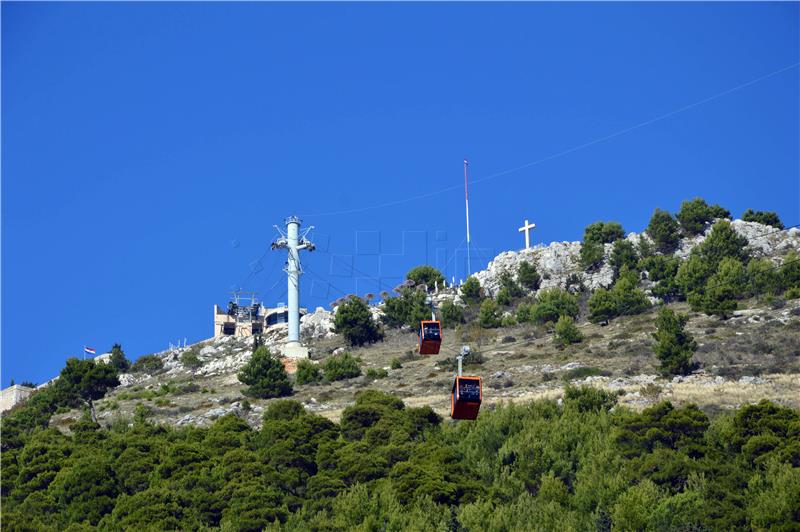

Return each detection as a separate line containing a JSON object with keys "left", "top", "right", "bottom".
{"left": 271, "top": 216, "right": 315, "bottom": 358}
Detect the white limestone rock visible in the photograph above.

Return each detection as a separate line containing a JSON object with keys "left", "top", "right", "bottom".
{"left": 301, "top": 307, "right": 336, "bottom": 339}
{"left": 675, "top": 219, "right": 800, "bottom": 259}
{"left": 731, "top": 220, "right": 800, "bottom": 256}
{"left": 466, "top": 220, "right": 799, "bottom": 301}
{"left": 196, "top": 350, "right": 252, "bottom": 377}
{"left": 117, "top": 373, "right": 136, "bottom": 387}
{"left": 200, "top": 345, "right": 218, "bottom": 358}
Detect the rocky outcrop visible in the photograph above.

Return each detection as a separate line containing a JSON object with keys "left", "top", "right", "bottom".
{"left": 470, "top": 220, "right": 800, "bottom": 298}
{"left": 731, "top": 220, "right": 800, "bottom": 257}
{"left": 472, "top": 240, "right": 613, "bottom": 297}
{"left": 301, "top": 307, "right": 335, "bottom": 339}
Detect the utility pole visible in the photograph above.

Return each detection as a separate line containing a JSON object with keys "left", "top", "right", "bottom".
{"left": 457, "top": 345, "right": 470, "bottom": 377}
{"left": 464, "top": 159, "right": 471, "bottom": 278}
{"left": 271, "top": 216, "right": 315, "bottom": 358}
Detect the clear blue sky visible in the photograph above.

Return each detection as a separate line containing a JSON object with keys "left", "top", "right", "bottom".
{"left": 2, "top": 2, "right": 798, "bottom": 386}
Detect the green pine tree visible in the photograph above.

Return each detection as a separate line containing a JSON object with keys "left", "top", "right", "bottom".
{"left": 478, "top": 299, "right": 501, "bottom": 328}
{"left": 109, "top": 344, "right": 131, "bottom": 373}
{"left": 517, "top": 260, "right": 541, "bottom": 291}
{"left": 460, "top": 276, "right": 483, "bottom": 305}
{"left": 406, "top": 265, "right": 445, "bottom": 291}
{"left": 588, "top": 288, "right": 617, "bottom": 324}
{"left": 333, "top": 296, "right": 383, "bottom": 345}
{"left": 646, "top": 208, "right": 681, "bottom": 254}
{"left": 701, "top": 257, "right": 747, "bottom": 318}
{"left": 554, "top": 316, "right": 583, "bottom": 347}
{"left": 237, "top": 346, "right": 292, "bottom": 399}
{"left": 652, "top": 307, "right": 697, "bottom": 375}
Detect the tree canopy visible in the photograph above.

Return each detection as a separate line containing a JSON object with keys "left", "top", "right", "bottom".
{"left": 333, "top": 296, "right": 383, "bottom": 345}
{"left": 742, "top": 209, "right": 784, "bottom": 229}
{"left": 406, "top": 265, "right": 445, "bottom": 291}
{"left": 676, "top": 197, "right": 731, "bottom": 236}
{"left": 237, "top": 346, "right": 292, "bottom": 399}
{"left": 646, "top": 208, "right": 681, "bottom": 254}
{"left": 3, "top": 388, "right": 798, "bottom": 531}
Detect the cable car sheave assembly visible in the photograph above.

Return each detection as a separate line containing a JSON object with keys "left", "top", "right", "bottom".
{"left": 417, "top": 297, "right": 482, "bottom": 420}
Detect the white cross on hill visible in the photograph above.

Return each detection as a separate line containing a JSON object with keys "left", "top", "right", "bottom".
{"left": 518, "top": 219, "right": 536, "bottom": 249}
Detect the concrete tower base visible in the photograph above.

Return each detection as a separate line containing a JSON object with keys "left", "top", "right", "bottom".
{"left": 282, "top": 342, "right": 309, "bottom": 359}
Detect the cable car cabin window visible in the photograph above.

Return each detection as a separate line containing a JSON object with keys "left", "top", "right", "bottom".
{"left": 419, "top": 321, "right": 442, "bottom": 355}
{"left": 222, "top": 323, "right": 236, "bottom": 336}
{"left": 422, "top": 322, "right": 441, "bottom": 340}
{"left": 457, "top": 378, "right": 481, "bottom": 403}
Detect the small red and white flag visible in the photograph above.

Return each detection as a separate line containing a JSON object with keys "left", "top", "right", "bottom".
{"left": 84, "top": 346, "right": 96, "bottom": 356}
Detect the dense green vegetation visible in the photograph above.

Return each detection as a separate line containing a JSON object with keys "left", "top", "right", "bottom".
{"left": 478, "top": 299, "right": 502, "bottom": 328}
{"left": 516, "top": 287, "right": 579, "bottom": 326}
{"left": 295, "top": 359, "right": 322, "bottom": 385}
{"left": 554, "top": 315, "right": 583, "bottom": 347}
{"left": 588, "top": 269, "right": 650, "bottom": 324}
{"left": 130, "top": 354, "right": 164, "bottom": 375}
{"left": 3, "top": 388, "right": 798, "bottom": 530}
{"left": 742, "top": 209, "right": 784, "bottom": 230}
{"left": 676, "top": 197, "right": 731, "bottom": 236}
{"left": 459, "top": 276, "right": 483, "bottom": 305}
{"left": 382, "top": 287, "right": 431, "bottom": 330}
{"left": 652, "top": 307, "right": 697, "bottom": 376}
{"left": 321, "top": 352, "right": 362, "bottom": 382}
{"left": 495, "top": 271, "right": 524, "bottom": 306}
{"left": 180, "top": 349, "right": 202, "bottom": 369}
{"left": 4, "top": 197, "right": 798, "bottom": 529}
{"left": 295, "top": 354, "right": 363, "bottom": 385}
{"left": 237, "top": 346, "right": 292, "bottom": 399}
{"left": 579, "top": 221, "right": 626, "bottom": 271}
{"left": 406, "top": 265, "right": 446, "bottom": 291}
{"left": 439, "top": 300, "right": 465, "bottom": 328}
{"left": 333, "top": 296, "right": 383, "bottom": 346}
{"left": 646, "top": 208, "right": 681, "bottom": 254}
{"left": 2, "top": 358, "right": 120, "bottom": 453}
{"left": 609, "top": 239, "right": 639, "bottom": 279}
{"left": 517, "top": 260, "right": 541, "bottom": 291}
{"left": 108, "top": 344, "right": 130, "bottom": 373}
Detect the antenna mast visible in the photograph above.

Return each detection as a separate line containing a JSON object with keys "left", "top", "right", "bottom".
{"left": 464, "top": 159, "right": 471, "bottom": 278}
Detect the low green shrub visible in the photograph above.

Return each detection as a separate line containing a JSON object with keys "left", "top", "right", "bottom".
{"left": 440, "top": 301, "right": 465, "bottom": 327}
{"left": 561, "top": 366, "right": 610, "bottom": 381}
{"left": 554, "top": 316, "right": 583, "bottom": 347}
{"left": 322, "top": 352, "right": 362, "bottom": 382}
{"left": 365, "top": 368, "right": 388, "bottom": 380}
{"left": 130, "top": 355, "right": 164, "bottom": 374}
{"left": 176, "top": 382, "right": 201, "bottom": 395}
{"left": 296, "top": 359, "right": 323, "bottom": 385}
{"left": 180, "top": 350, "right": 202, "bottom": 369}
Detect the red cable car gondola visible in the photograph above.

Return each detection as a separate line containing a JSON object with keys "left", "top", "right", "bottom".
{"left": 418, "top": 320, "right": 442, "bottom": 355}
{"left": 451, "top": 375, "right": 482, "bottom": 420}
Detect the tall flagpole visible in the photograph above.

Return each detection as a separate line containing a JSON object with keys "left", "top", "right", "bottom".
{"left": 464, "top": 159, "right": 471, "bottom": 278}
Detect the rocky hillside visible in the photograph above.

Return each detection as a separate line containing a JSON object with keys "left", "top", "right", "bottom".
{"left": 474, "top": 219, "right": 800, "bottom": 296}
{"left": 49, "top": 218, "right": 800, "bottom": 431}
{"left": 57, "top": 297, "right": 798, "bottom": 432}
